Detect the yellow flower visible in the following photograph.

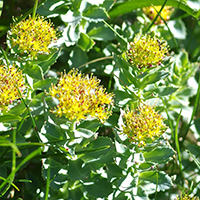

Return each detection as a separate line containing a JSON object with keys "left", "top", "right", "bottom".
{"left": 122, "top": 104, "right": 167, "bottom": 147}
{"left": 127, "top": 33, "right": 168, "bottom": 68}
{"left": 0, "top": 65, "right": 25, "bottom": 111}
{"left": 175, "top": 194, "right": 199, "bottom": 200}
{"left": 9, "top": 15, "right": 57, "bottom": 58}
{"left": 143, "top": 6, "right": 174, "bottom": 25}
{"left": 48, "top": 69, "right": 114, "bottom": 122}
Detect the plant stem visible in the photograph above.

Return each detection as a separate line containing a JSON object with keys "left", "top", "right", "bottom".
{"left": 77, "top": 56, "right": 113, "bottom": 69}
{"left": 145, "top": 0, "right": 168, "bottom": 33}
{"left": 45, "top": 159, "right": 51, "bottom": 200}
{"left": 32, "top": 0, "right": 39, "bottom": 18}
{"left": 175, "top": 109, "right": 184, "bottom": 187}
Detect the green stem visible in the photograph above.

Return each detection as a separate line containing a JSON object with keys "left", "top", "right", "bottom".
{"left": 145, "top": 0, "right": 168, "bottom": 33}
{"left": 45, "top": 159, "right": 51, "bottom": 200}
{"left": 175, "top": 109, "right": 184, "bottom": 187}
{"left": 17, "top": 88, "right": 40, "bottom": 141}
{"left": 0, "top": 148, "right": 42, "bottom": 196}
{"left": 77, "top": 56, "right": 113, "bottom": 69}
{"left": 70, "top": 119, "right": 77, "bottom": 132}
{"left": 32, "top": 0, "right": 39, "bottom": 18}
{"left": 153, "top": 5, "right": 179, "bottom": 50}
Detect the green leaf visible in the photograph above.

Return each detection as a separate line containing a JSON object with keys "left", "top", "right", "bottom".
{"left": 186, "top": 149, "right": 200, "bottom": 170}
{"left": 70, "top": 46, "right": 87, "bottom": 68}
{"left": 33, "top": 78, "right": 58, "bottom": 90}
{"left": 83, "top": 173, "right": 113, "bottom": 198}
{"left": 143, "top": 146, "right": 175, "bottom": 164}
{"left": 0, "top": 114, "right": 22, "bottom": 123}
{"left": 168, "top": 19, "right": 187, "bottom": 39}
{"left": 36, "top": 48, "right": 59, "bottom": 63}
{"left": 68, "top": 158, "right": 91, "bottom": 180}
{"left": 78, "top": 137, "right": 112, "bottom": 157}
{"left": 108, "top": 0, "right": 200, "bottom": 19}
{"left": 0, "top": 0, "right": 3, "bottom": 17}
{"left": 134, "top": 185, "right": 148, "bottom": 200}
{"left": 75, "top": 128, "right": 96, "bottom": 138}
{"left": 38, "top": 48, "right": 60, "bottom": 74}
{"left": 139, "top": 171, "right": 173, "bottom": 193}
{"left": 78, "top": 32, "right": 95, "bottom": 52}
{"left": 87, "top": 26, "right": 115, "bottom": 41}
{"left": 23, "top": 63, "right": 43, "bottom": 80}
{"left": 82, "top": 6, "right": 109, "bottom": 22}
{"left": 113, "top": 54, "right": 139, "bottom": 87}
{"left": 141, "top": 71, "right": 169, "bottom": 87}
{"left": 194, "top": 117, "right": 200, "bottom": 133}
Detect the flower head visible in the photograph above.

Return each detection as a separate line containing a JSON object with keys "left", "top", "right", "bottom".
{"left": 9, "top": 15, "right": 57, "bottom": 58}
{"left": 175, "top": 194, "right": 199, "bottom": 200}
{"left": 0, "top": 65, "right": 25, "bottom": 111}
{"left": 127, "top": 33, "right": 168, "bottom": 68}
{"left": 143, "top": 6, "right": 174, "bottom": 25}
{"left": 48, "top": 69, "right": 114, "bottom": 122}
{"left": 122, "top": 104, "right": 167, "bottom": 147}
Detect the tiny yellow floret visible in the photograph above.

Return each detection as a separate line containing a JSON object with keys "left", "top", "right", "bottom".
{"left": 122, "top": 104, "right": 167, "bottom": 147}
{"left": 0, "top": 65, "right": 25, "bottom": 111}
{"left": 48, "top": 69, "right": 114, "bottom": 122}
{"left": 9, "top": 15, "right": 57, "bottom": 58}
{"left": 127, "top": 33, "right": 168, "bottom": 68}
{"left": 175, "top": 194, "right": 199, "bottom": 200}
{"left": 143, "top": 6, "right": 174, "bottom": 25}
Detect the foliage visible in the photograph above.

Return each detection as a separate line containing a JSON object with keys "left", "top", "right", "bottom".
{"left": 0, "top": 0, "right": 200, "bottom": 199}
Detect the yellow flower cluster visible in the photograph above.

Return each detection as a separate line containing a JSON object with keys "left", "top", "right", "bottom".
{"left": 143, "top": 6, "right": 174, "bottom": 25}
{"left": 0, "top": 65, "right": 25, "bottom": 111}
{"left": 127, "top": 33, "right": 168, "bottom": 68}
{"left": 49, "top": 69, "right": 114, "bottom": 122}
{"left": 175, "top": 194, "right": 199, "bottom": 200}
{"left": 122, "top": 104, "right": 167, "bottom": 147}
{"left": 9, "top": 15, "right": 57, "bottom": 58}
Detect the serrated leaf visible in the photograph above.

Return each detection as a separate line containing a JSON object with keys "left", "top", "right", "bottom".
{"left": 186, "top": 149, "right": 200, "bottom": 170}
{"left": 82, "top": 6, "right": 109, "bottom": 22}
{"left": 87, "top": 26, "right": 115, "bottom": 41}
{"left": 83, "top": 173, "right": 113, "bottom": 198}
{"left": 139, "top": 171, "right": 173, "bottom": 193}
{"left": 108, "top": 0, "right": 200, "bottom": 19}
{"left": 23, "top": 63, "right": 43, "bottom": 80}
{"left": 134, "top": 185, "right": 148, "bottom": 200}
{"left": 143, "top": 146, "right": 175, "bottom": 164}
{"left": 141, "top": 71, "right": 169, "bottom": 87}
{"left": 33, "top": 78, "right": 58, "bottom": 90}
{"left": 68, "top": 158, "right": 91, "bottom": 180}
{"left": 0, "top": 114, "right": 22, "bottom": 123}
{"left": 38, "top": 48, "right": 60, "bottom": 74}
{"left": 78, "top": 32, "right": 95, "bottom": 52}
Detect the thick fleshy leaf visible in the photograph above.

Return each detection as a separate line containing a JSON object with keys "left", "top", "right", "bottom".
{"left": 68, "top": 158, "right": 91, "bottom": 180}
{"left": 143, "top": 146, "right": 175, "bottom": 164}
{"left": 23, "top": 63, "right": 43, "bottom": 80}
{"left": 88, "top": 26, "right": 115, "bottom": 41}
{"left": 82, "top": 6, "right": 109, "bottom": 22}
{"left": 0, "top": 114, "right": 22, "bottom": 123}
{"left": 139, "top": 171, "right": 173, "bottom": 193}
{"left": 78, "top": 32, "right": 95, "bottom": 52}
{"left": 141, "top": 71, "right": 169, "bottom": 88}
{"left": 108, "top": 0, "right": 200, "bottom": 19}
{"left": 38, "top": 48, "right": 61, "bottom": 74}
{"left": 83, "top": 173, "right": 113, "bottom": 198}
{"left": 33, "top": 78, "right": 58, "bottom": 91}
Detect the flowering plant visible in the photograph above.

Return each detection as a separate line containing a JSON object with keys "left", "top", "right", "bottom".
{"left": 0, "top": 0, "right": 200, "bottom": 199}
